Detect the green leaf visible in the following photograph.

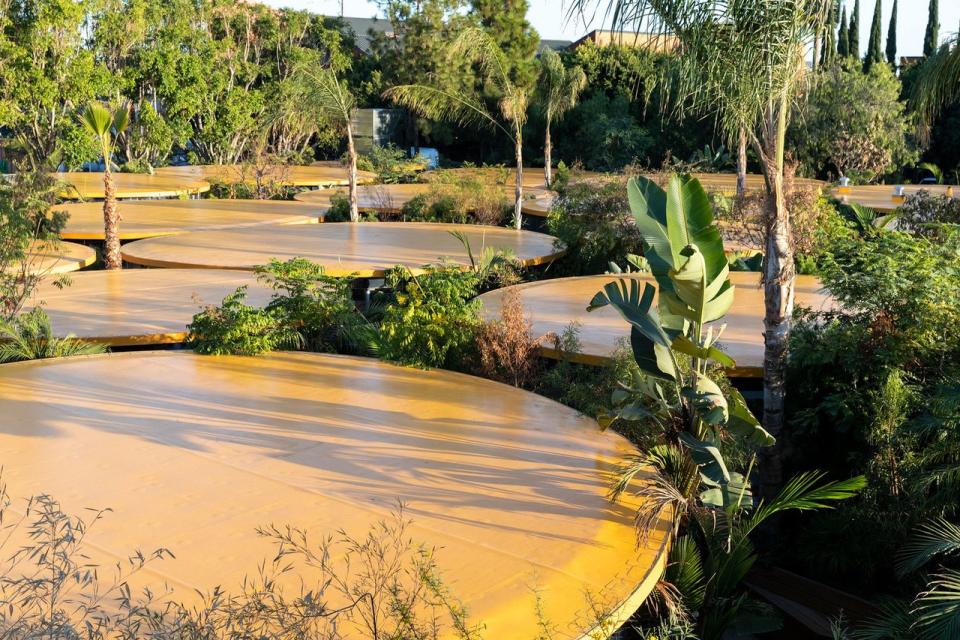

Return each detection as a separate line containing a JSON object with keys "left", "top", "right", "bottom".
{"left": 671, "top": 334, "right": 736, "bottom": 368}
{"left": 589, "top": 279, "right": 673, "bottom": 349}
{"left": 683, "top": 371, "right": 729, "bottom": 425}
{"left": 680, "top": 431, "right": 730, "bottom": 487}
{"left": 631, "top": 327, "right": 677, "bottom": 381}
{"left": 727, "top": 387, "right": 775, "bottom": 447}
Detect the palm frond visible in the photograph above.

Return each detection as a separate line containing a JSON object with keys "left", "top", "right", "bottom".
{"left": 740, "top": 471, "right": 865, "bottom": 539}
{"left": 448, "top": 27, "right": 513, "bottom": 92}
{"left": 0, "top": 309, "right": 106, "bottom": 363}
{"left": 290, "top": 63, "right": 355, "bottom": 128}
{"left": 385, "top": 84, "right": 510, "bottom": 137}
{"left": 912, "top": 37, "right": 960, "bottom": 127}
{"left": 850, "top": 597, "right": 913, "bottom": 640}
{"left": 897, "top": 519, "right": 960, "bottom": 578}
{"left": 80, "top": 102, "right": 114, "bottom": 137}
{"left": 912, "top": 568, "right": 960, "bottom": 639}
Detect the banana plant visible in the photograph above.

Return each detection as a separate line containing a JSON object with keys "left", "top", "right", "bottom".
{"left": 590, "top": 174, "right": 774, "bottom": 510}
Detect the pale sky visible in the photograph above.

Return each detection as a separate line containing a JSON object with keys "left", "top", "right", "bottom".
{"left": 267, "top": 0, "right": 959, "bottom": 58}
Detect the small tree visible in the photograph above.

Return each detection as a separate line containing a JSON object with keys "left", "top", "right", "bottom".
{"left": 886, "top": 0, "right": 898, "bottom": 67}
{"left": 536, "top": 48, "right": 586, "bottom": 188}
{"left": 290, "top": 60, "right": 360, "bottom": 222}
{"left": 838, "top": 6, "right": 850, "bottom": 58}
{"left": 80, "top": 101, "right": 129, "bottom": 270}
{"left": 386, "top": 27, "right": 533, "bottom": 229}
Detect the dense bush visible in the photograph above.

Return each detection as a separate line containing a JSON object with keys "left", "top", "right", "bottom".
{"left": 791, "top": 60, "right": 917, "bottom": 182}
{"left": 782, "top": 230, "right": 960, "bottom": 589}
{"left": 187, "top": 288, "right": 300, "bottom": 356}
{"left": 546, "top": 179, "right": 643, "bottom": 276}
{"left": 376, "top": 265, "right": 481, "bottom": 371}
{"left": 553, "top": 94, "right": 655, "bottom": 171}
{"left": 897, "top": 190, "right": 960, "bottom": 237}
{"left": 0, "top": 308, "right": 105, "bottom": 363}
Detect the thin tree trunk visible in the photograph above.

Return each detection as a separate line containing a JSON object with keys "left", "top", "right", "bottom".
{"left": 759, "top": 94, "right": 796, "bottom": 497}
{"left": 102, "top": 167, "right": 122, "bottom": 270}
{"left": 346, "top": 122, "right": 359, "bottom": 223}
{"left": 736, "top": 128, "right": 748, "bottom": 199}
{"left": 514, "top": 133, "right": 523, "bottom": 230}
{"left": 544, "top": 119, "right": 553, "bottom": 189}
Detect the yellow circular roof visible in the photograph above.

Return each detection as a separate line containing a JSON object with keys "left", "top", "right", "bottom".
{"left": 0, "top": 351, "right": 671, "bottom": 638}
{"left": 54, "top": 172, "right": 210, "bottom": 200}
{"left": 294, "top": 183, "right": 551, "bottom": 213}
{"left": 58, "top": 199, "right": 324, "bottom": 240}
{"left": 828, "top": 184, "right": 955, "bottom": 212}
{"left": 25, "top": 269, "right": 274, "bottom": 345}
{"left": 421, "top": 167, "right": 604, "bottom": 189}
{"left": 14, "top": 240, "right": 97, "bottom": 275}
{"left": 478, "top": 272, "right": 838, "bottom": 377}
{"left": 120, "top": 222, "right": 564, "bottom": 275}
{"left": 155, "top": 164, "right": 377, "bottom": 187}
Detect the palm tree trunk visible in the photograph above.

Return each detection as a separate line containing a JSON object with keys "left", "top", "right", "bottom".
{"left": 759, "top": 94, "right": 796, "bottom": 497}
{"left": 102, "top": 167, "right": 122, "bottom": 270}
{"left": 736, "top": 128, "right": 748, "bottom": 199}
{"left": 346, "top": 122, "right": 359, "bottom": 223}
{"left": 514, "top": 132, "right": 523, "bottom": 230}
{"left": 544, "top": 119, "right": 553, "bottom": 189}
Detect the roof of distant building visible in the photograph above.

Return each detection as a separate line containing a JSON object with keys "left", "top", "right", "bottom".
{"left": 569, "top": 30, "right": 679, "bottom": 52}
{"left": 337, "top": 16, "right": 396, "bottom": 55}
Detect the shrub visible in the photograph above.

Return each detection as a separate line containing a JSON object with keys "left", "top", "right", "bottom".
{"left": 546, "top": 179, "right": 643, "bottom": 276}
{"left": 376, "top": 265, "right": 481, "bottom": 371}
{"left": 0, "top": 308, "right": 105, "bottom": 363}
{"left": 255, "top": 258, "right": 375, "bottom": 354}
{"left": 897, "top": 190, "right": 960, "bottom": 237}
{"left": 782, "top": 230, "right": 960, "bottom": 589}
{"left": 357, "top": 144, "right": 425, "bottom": 184}
{"left": 187, "top": 287, "right": 300, "bottom": 356}
{"left": 475, "top": 290, "right": 542, "bottom": 388}
{"left": 0, "top": 483, "right": 482, "bottom": 640}
{"left": 0, "top": 172, "right": 69, "bottom": 320}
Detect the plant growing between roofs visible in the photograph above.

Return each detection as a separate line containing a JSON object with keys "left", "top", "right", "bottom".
{"left": 590, "top": 174, "right": 864, "bottom": 636}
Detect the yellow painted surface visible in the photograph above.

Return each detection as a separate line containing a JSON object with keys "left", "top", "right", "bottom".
{"left": 58, "top": 199, "right": 324, "bottom": 240}
{"left": 120, "top": 222, "right": 564, "bottom": 274}
{"left": 155, "top": 164, "right": 377, "bottom": 187}
{"left": 55, "top": 172, "right": 210, "bottom": 200}
{"left": 24, "top": 269, "right": 274, "bottom": 345}
{"left": 0, "top": 351, "right": 672, "bottom": 639}
{"left": 827, "top": 184, "right": 955, "bottom": 212}
{"left": 478, "top": 273, "right": 838, "bottom": 376}
{"left": 294, "top": 183, "right": 551, "bottom": 212}
{"left": 15, "top": 240, "right": 97, "bottom": 275}
{"left": 642, "top": 172, "right": 826, "bottom": 194}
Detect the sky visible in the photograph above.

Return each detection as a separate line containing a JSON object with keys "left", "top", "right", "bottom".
{"left": 267, "top": 0, "right": 959, "bottom": 58}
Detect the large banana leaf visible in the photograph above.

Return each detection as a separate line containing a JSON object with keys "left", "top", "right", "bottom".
{"left": 727, "top": 388, "right": 775, "bottom": 446}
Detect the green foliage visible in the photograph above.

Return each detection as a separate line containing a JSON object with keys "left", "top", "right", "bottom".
{"left": 469, "top": 0, "right": 539, "bottom": 87}
{"left": 255, "top": 258, "right": 375, "bottom": 354}
{"left": 850, "top": 0, "right": 861, "bottom": 59}
{"left": 783, "top": 230, "right": 960, "bottom": 588}
{"left": 377, "top": 265, "right": 481, "bottom": 370}
{"left": 0, "top": 172, "right": 68, "bottom": 321}
{"left": 792, "top": 59, "right": 916, "bottom": 182}
{"left": 358, "top": 144, "right": 426, "bottom": 184}
{"left": 838, "top": 7, "right": 850, "bottom": 58}
{"left": 897, "top": 190, "right": 960, "bottom": 237}
{"left": 325, "top": 194, "right": 354, "bottom": 222}
{"left": 588, "top": 173, "right": 863, "bottom": 638}
{"left": 0, "top": 308, "right": 105, "bottom": 363}
{"left": 187, "top": 288, "right": 301, "bottom": 356}
{"left": 554, "top": 94, "right": 655, "bottom": 171}
{"left": 546, "top": 179, "right": 644, "bottom": 276}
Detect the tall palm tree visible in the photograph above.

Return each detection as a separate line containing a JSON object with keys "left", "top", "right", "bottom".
{"left": 80, "top": 101, "right": 129, "bottom": 270}
{"left": 290, "top": 61, "right": 361, "bottom": 222}
{"left": 386, "top": 27, "right": 533, "bottom": 230}
{"left": 567, "top": 0, "right": 832, "bottom": 494}
{"left": 536, "top": 48, "right": 586, "bottom": 188}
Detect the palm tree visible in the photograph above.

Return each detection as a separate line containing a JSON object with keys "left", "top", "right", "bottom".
{"left": 385, "top": 27, "right": 533, "bottom": 230}
{"left": 536, "top": 48, "right": 586, "bottom": 188}
{"left": 80, "top": 101, "right": 130, "bottom": 270}
{"left": 568, "top": 0, "right": 832, "bottom": 494}
{"left": 912, "top": 34, "right": 960, "bottom": 129}
{"left": 0, "top": 309, "right": 105, "bottom": 363}
{"left": 290, "top": 60, "right": 361, "bottom": 222}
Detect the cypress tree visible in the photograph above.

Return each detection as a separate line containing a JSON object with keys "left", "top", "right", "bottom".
{"left": 838, "top": 7, "right": 850, "bottom": 58}
{"left": 821, "top": 1, "right": 839, "bottom": 67}
{"left": 865, "top": 0, "right": 882, "bottom": 71}
{"left": 923, "top": 0, "right": 939, "bottom": 57}
{"left": 849, "top": 0, "right": 860, "bottom": 59}
{"left": 886, "top": 0, "right": 898, "bottom": 67}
